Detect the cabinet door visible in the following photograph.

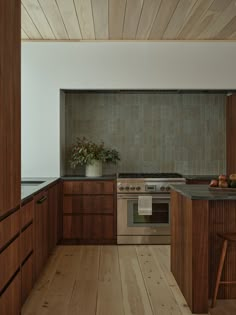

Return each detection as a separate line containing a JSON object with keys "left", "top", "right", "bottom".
{"left": 0, "top": 237, "right": 20, "bottom": 291}
{"left": 21, "top": 224, "right": 33, "bottom": 263}
{"left": 63, "top": 180, "right": 114, "bottom": 195}
{"left": 34, "top": 191, "right": 48, "bottom": 280}
{"left": 21, "top": 255, "right": 33, "bottom": 305}
{"left": 0, "top": 210, "right": 20, "bottom": 249}
{"left": 83, "top": 215, "right": 114, "bottom": 240}
{"left": 21, "top": 199, "right": 34, "bottom": 229}
{"left": 0, "top": 0, "right": 21, "bottom": 217}
{"left": 63, "top": 215, "right": 83, "bottom": 239}
{"left": 0, "top": 272, "right": 21, "bottom": 315}
{"left": 48, "top": 183, "right": 59, "bottom": 253}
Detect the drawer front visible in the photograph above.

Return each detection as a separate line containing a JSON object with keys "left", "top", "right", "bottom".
{"left": 63, "top": 215, "right": 83, "bottom": 239}
{"left": 21, "top": 254, "right": 33, "bottom": 305}
{"left": 83, "top": 215, "right": 114, "bottom": 240}
{"left": 0, "top": 210, "right": 20, "bottom": 250}
{"left": 63, "top": 181, "right": 114, "bottom": 195}
{"left": 0, "top": 272, "right": 21, "bottom": 315}
{"left": 21, "top": 225, "right": 33, "bottom": 263}
{"left": 63, "top": 195, "right": 114, "bottom": 214}
{"left": 21, "top": 199, "right": 34, "bottom": 229}
{"left": 0, "top": 237, "right": 20, "bottom": 291}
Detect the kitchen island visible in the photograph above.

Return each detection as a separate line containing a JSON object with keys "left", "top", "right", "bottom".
{"left": 170, "top": 184, "right": 236, "bottom": 314}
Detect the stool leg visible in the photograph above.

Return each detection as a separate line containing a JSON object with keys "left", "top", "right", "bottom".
{"left": 211, "top": 239, "right": 228, "bottom": 308}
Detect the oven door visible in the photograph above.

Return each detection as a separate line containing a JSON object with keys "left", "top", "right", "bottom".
{"left": 117, "top": 194, "right": 170, "bottom": 236}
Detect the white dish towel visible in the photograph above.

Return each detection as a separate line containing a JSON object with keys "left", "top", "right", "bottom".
{"left": 138, "top": 196, "right": 152, "bottom": 216}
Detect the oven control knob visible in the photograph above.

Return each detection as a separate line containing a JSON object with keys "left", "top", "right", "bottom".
{"left": 160, "top": 186, "right": 165, "bottom": 191}
{"left": 136, "top": 186, "right": 141, "bottom": 191}
{"left": 130, "top": 186, "right": 135, "bottom": 191}
{"left": 119, "top": 186, "right": 124, "bottom": 191}
{"left": 166, "top": 186, "right": 170, "bottom": 192}
{"left": 125, "top": 186, "right": 130, "bottom": 191}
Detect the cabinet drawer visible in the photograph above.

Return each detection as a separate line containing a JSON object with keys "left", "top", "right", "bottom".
{"left": 63, "top": 181, "right": 114, "bottom": 195}
{"left": 63, "top": 215, "right": 83, "bottom": 239}
{"left": 63, "top": 195, "right": 114, "bottom": 214}
{"left": 21, "top": 254, "right": 33, "bottom": 305}
{"left": 83, "top": 215, "right": 114, "bottom": 240}
{"left": 0, "top": 272, "right": 21, "bottom": 315}
{"left": 21, "top": 199, "right": 34, "bottom": 229}
{"left": 0, "top": 210, "right": 20, "bottom": 250}
{"left": 0, "top": 237, "right": 20, "bottom": 291}
{"left": 21, "top": 224, "right": 33, "bottom": 263}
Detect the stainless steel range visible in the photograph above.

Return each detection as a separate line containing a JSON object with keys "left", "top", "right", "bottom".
{"left": 117, "top": 173, "right": 185, "bottom": 244}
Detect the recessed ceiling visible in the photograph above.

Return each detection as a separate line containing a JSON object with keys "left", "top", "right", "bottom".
{"left": 21, "top": 0, "right": 236, "bottom": 41}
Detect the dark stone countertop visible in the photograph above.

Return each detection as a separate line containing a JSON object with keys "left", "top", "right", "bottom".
{"left": 21, "top": 177, "right": 59, "bottom": 201}
{"left": 170, "top": 184, "right": 236, "bottom": 200}
{"left": 61, "top": 174, "right": 117, "bottom": 180}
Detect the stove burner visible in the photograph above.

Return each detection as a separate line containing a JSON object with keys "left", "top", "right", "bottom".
{"left": 118, "top": 173, "right": 183, "bottom": 179}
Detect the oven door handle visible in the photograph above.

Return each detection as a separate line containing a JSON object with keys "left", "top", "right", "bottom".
{"left": 117, "top": 194, "right": 169, "bottom": 200}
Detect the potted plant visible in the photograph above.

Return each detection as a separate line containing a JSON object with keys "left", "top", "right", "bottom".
{"left": 69, "top": 137, "right": 120, "bottom": 177}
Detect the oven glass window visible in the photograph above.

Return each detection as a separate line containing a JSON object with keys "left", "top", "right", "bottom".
{"left": 127, "top": 199, "right": 169, "bottom": 227}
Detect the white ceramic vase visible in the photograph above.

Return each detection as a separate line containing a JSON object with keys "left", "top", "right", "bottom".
{"left": 85, "top": 160, "right": 102, "bottom": 177}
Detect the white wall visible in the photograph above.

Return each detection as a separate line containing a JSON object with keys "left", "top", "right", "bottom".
{"left": 21, "top": 42, "right": 236, "bottom": 177}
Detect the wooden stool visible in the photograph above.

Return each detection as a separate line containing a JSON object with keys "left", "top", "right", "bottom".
{"left": 212, "top": 233, "right": 236, "bottom": 308}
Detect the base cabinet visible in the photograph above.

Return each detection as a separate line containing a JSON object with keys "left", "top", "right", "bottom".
{"left": 21, "top": 255, "right": 33, "bottom": 305}
{"left": 62, "top": 180, "right": 116, "bottom": 244}
{"left": 0, "top": 272, "right": 21, "bottom": 315}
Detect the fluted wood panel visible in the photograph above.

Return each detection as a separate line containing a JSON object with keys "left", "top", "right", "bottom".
{"left": 171, "top": 191, "right": 209, "bottom": 313}
{"left": 0, "top": 0, "right": 21, "bottom": 218}
{"left": 226, "top": 94, "right": 236, "bottom": 175}
{"left": 209, "top": 200, "right": 236, "bottom": 299}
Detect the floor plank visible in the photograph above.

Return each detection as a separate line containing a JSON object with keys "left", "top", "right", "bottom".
{"left": 136, "top": 245, "right": 182, "bottom": 315}
{"left": 22, "top": 245, "right": 236, "bottom": 315}
{"left": 118, "top": 246, "right": 153, "bottom": 315}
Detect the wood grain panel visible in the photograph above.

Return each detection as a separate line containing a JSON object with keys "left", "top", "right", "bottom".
{"left": 182, "top": 0, "right": 232, "bottom": 39}
{"left": 109, "top": 0, "right": 126, "bottom": 39}
{"left": 177, "top": 0, "right": 214, "bottom": 39}
{"left": 136, "top": 0, "right": 162, "bottom": 39}
{"left": 63, "top": 195, "right": 114, "bottom": 214}
{"left": 48, "top": 183, "right": 59, "bottom": 253}
{"left": 74, "top": 0, "right": 95, "bottom": 39}
{"left": 56, "top": 0, "right": 82, "bottom": 39}
{"left": 163, "top": 0, "right": 198, "bottom": 39}
{"left": 226, "top": 95, "right": 236, "bottom": 174}
{"left": 83, "top": 215, "right": 114, "bottom": 240}
{"left": 0, "top": 210, "right": 20, "bottom": 250}
{"left": 21, "top": 254, "right": 33, "bottom": 305}
{"left": 0, "top": 0, "right": 21, "bottom": 217}
{"left": 197, "top": 0, "right": 236, "bottom": 39}
{"left": 21, "top": 199, "right": 34, "bottom": 229}
{"left": 22, "top": 0, "right": 55, "bottom": 39}
{"left": 63, "top": 215, "right": 83, "bottom": 239}
{"left": 209, "top": 200, "right": 236, "bottom": 299}
{"left": 21, "top": 4, "right": 42, "bottom": 39}
{"left": 149, "top": 0, "right": 180, "bottom": 39}
{"left": 0, "top": 237, "right": 20, "bottom": 291}
{"left": 92, "top": 0, "right": 108, "bottom": 39}
{"left": 123, "top": 0, "right": 143, "bottom": 39}
{"left": 0, "top": 272, "right": 21, "bottom": 315}
{"left": 21, "top": 224, "right": 33, "bottom": 263}
{"left": 38, "top": 0, "right": 68, "bottom": 39}
{"left": 63, "top": 180, "right": 114, "bottom": 195}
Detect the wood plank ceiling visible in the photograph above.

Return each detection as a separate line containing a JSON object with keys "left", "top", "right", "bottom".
{"left": 21, "top": 0, "right": 236, "bottom": 40}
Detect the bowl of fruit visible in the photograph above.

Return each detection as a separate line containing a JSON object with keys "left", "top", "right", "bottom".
{"left": 209, "top": 174, "right": 236, "bottom": 189}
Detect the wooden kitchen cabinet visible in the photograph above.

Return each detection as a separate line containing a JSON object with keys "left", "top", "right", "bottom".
{"left": 34, "top": 190, "right": 49, "bottom": 280}
{"left": 21, "top": 255, "right": 33, "bottom": 305}
{"left": 62, "top": 180, "right": 116, "bottom": 244}
{"left": 48, "top": 183, "right": 60, "bottom": 253}
{"left": 0, "top": 0, "right": 21, "bottom": 218}
{"left": 0, "top": 272, "right": 21, "bottom": 315}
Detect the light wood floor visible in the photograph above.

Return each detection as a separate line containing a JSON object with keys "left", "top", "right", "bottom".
{"left": 22, "top": 245, "right": 236, "bottom": 315}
